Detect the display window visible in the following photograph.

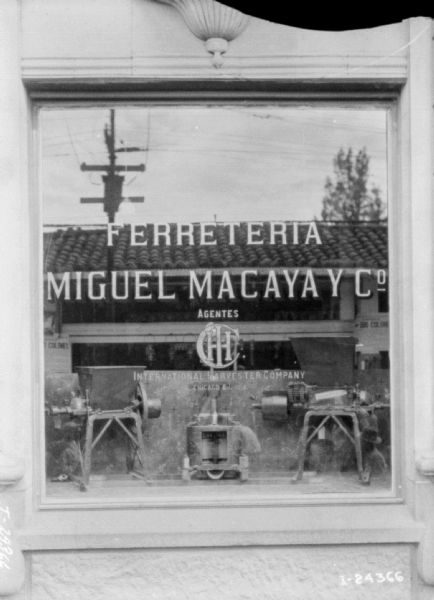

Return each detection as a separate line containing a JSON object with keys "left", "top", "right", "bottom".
{"left": 40, "top": 103, "right": 392, "bottom": 501}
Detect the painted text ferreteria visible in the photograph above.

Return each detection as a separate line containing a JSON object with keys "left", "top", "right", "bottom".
{"left": 106, "top": 221, "right": 323, "bottom": 246}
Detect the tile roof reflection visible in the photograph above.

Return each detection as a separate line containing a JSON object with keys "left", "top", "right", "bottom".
{"left": 43, "top": 222, "right": 388, "bottom": 273}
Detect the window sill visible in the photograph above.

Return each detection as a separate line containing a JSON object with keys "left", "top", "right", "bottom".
{"left": 18, "top": 501, "right": 422, "bottom": 551}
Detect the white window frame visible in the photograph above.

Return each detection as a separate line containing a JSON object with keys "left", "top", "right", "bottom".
{"left": 21, "top": 89, "right": 417, "bottom": 547}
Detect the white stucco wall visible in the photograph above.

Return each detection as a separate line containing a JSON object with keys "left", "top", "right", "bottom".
{"left": 31, "top": 545, "right": 412, "bottom": 600}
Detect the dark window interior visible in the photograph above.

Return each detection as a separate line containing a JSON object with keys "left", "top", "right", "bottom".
{"left": 72, "top": 341, "right": 300, "bottom": 371}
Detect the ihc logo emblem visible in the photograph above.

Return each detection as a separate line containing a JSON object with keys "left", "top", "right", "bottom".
{"left": 196, "top": 323, "right": 240, "bottom": 369}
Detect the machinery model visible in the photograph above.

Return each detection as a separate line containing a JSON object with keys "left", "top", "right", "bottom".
{"left": 48, "top": 366, "right": 161, "bottom": 490}
{"left": 251, "top": 382, "right": 313, "bottom": 420}
{"left": 182, "top": 381, "right": 260, "bottom": 482}
{"left": 253, "top": 382, "right": 388, "bottom": 485}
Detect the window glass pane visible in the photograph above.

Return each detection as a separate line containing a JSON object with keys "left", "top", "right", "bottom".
{"left": 41, "top": 104, "right": 391, "bottom": 499}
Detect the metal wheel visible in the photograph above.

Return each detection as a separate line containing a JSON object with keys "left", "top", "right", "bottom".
{"left": 206, "top": 469, "right": 225, "bottom": 480}
{"left": 134, "top": 381, "right": 147, "bottom": 419}
{"left": 133, "top": 382, "right": 161, "bottom": 425}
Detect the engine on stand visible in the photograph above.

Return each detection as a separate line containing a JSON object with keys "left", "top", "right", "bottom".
{"left": 47, "top": 366, "right": 161, "bottom": 490}
{"left": 252, "top": 382, "right": 388, "bottom": 485}
{"left": 182, "top": 379, "right": 261, "bottom": 482}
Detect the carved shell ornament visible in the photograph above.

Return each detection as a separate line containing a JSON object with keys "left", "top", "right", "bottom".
{"left": 155, "top": 0, "right": 250, "bottom": 67}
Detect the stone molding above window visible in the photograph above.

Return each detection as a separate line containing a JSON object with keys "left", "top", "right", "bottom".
{"left": 154, "top": 0, "right": 250, "bottom": 67}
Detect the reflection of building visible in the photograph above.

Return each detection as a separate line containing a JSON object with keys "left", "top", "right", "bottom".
{"left": 44, "top": 221, "right": 388, "bottom": 394}
{"left": 3, "top": 3, "right": 433, "bottom": 596}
